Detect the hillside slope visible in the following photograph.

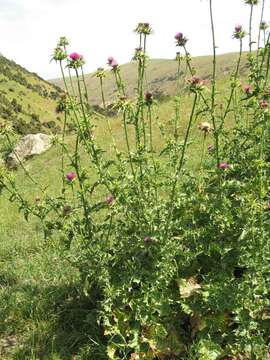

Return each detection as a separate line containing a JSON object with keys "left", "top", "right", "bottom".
{"left": 0, "top": 55, "right": 62, "bottom": 134}
{"left": 51, "top": 52, "right": 247, "bottom": 105}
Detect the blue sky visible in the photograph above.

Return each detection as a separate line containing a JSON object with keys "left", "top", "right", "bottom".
{"left": 0, "top": 0, "right": 269, "bottom": 79}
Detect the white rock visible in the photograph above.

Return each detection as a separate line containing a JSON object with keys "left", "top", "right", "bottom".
{"left": 6, "top": 133, "right": 52, "bottom": 169}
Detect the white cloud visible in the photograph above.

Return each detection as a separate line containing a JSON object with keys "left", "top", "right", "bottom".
{"left": 0, "top": 0, "right": 269, "bottom": 79}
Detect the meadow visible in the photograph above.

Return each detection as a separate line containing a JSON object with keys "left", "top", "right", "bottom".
{"left": 1, "top": 0, "right": 270, "bottom": 359}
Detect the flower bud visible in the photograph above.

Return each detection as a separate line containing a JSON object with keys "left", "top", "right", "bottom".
{"left": 144, "top": 91, "right": 153, "bottom": 105}
{"left": 260, "top": 21, "right": 269, "bottom": 31}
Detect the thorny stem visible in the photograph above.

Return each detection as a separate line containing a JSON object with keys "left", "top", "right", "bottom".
{"left": 64, "top": 45, "right": 76, "bottom": 96}
{"left": 100, "top": 77, "right": 106, "bottom": 108}
{"left": 174, "top": 57, "right": 182, "bottom": 141}
{"left": 165, "top": 92, "right": 198, "bottom": 234}
{"left": 220, "top": 39, "right": 243, "bottom": 128}
{"left": 123, "top": 109, "right": 136, "bottom": 179}
{"left": 81, "top": 66, "right": 90, "bottom": 103}
{"left": 61, "top": 111, "right": 67, "bottom": 197}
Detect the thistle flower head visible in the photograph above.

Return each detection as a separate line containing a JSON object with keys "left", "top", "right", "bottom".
{"left": 188, "top": 75, "right": 204, "bottom": 92}
{"left": 243, "top": 84, "right": 252, "bottom": 95}
{"left": 135, "top": 22, "right": 152, "bottom": 35}
{"left": 66, "top": 171, "right": 76, "bottom": 182}
{"left": 52, "top": 46, "right": 67, "bottom": 62}
{"left": 218, "top": 162, "right": 230, "bottom": 170}
{"left": 106, "top": 194, "right": 114, "bottom": 205}
{"left": 175, "top": 32, "right": 188, "bottom": 47}
{"left": 244, "top": 0, "right": 259, "bottom": 5}
{"left": 198, "top": 121, "right": 213, "bottom": 134}
{"left": 107, "top": 57, "right": 118, "bottom": 70}
{"left": 260, "top": 21, "right": 269, "bottom": 31}
{"left": 233, "top": 24, "right": 246, "bottom": 39}
{"left": 58, "top": 36, "right": 69, "bottom": 47}
{"left": 68, "top": 52, "right": 85, "bottom": 68}
{"left": 111, "top": 60, "right": 118, "bottom": 70}
{"left": 260, "top": 99, "right": 269, "bottom": 109}
{"left": 190, "top": 75, "right": 201, "bottom": 85}
{"left": 144, "top": 236, "right": 153, "bottom": 244}
{"left": 107, "top": 56, "right": 114, "bottom": 65}
{"left": 95, "top": 67, "right": 106, "bottom": 79}
{"left": 144, "top": 91, "right": 153, "bottom": 105}
{"left": 132, "top": 47, "right": 146, "bottom": 61}
{"left": 69, "top": 52, "right": 83, "bottom": 61}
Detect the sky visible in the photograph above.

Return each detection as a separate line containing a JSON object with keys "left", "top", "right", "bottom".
{"left": 0, "top": 0, "right": 269, "bottom": 80}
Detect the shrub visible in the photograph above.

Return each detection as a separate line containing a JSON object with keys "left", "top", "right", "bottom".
{"left": 1, "top": 1, "right": 270, "bottom": 359}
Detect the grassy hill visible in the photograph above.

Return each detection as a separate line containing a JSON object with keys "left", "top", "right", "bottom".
{"left": 0, "top": 54, "right": 62, "bottom": 135}
{"left": 51, "top": 51, "right": 247, "bottom": 105}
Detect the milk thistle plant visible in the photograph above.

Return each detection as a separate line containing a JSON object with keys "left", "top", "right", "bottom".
{"left": 1, "top": 0, "right": 270, "bottom": 359}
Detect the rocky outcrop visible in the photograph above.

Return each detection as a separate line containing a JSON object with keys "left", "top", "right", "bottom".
{"left": 6, "top": 133, "right": 52, "bottom": 169}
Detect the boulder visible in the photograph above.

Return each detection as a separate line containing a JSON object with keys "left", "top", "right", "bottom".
{"left": 6, "top": 133, "right": 52, "bottom": 169}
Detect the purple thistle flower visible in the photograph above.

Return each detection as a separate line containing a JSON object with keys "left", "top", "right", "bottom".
{"left": 175, "top": 32, "right": 183, "bottom": 41}
{"left": 107, "top": 56, "right": 114, "bottom": 65}
{"left": 107, "top": 57, "right": 118, "bottom": 69}
{"left": 235, "top": 24, "right": 242, "bottom": 33}
{"left": 144, "top": 236, "right": 153, "bottom": 244}
{"left": 190, "top": 75, "right": 201, "bottom": 85}
{"left": 260, "top": 99, "right": 269, "bottom": 109}
{"left": 106, "top": 194, "right": 114, "bottom": 205}
{"left": 110, "top": 60, "right": 118, "bottom": 69}
{"left": 218, "top": 162, "right": 230, "bottom": 170}
{"left": 66, "top": 171, "right": 76, "bottom": 182}
{"left": 69, "top": 52, "right": 83, "bottom": 61}
{"left": 145, "top": 91, "right": 153, "bottom": 104}
{"left": 243, "top": 84, "right": 252, "bottom": 95}
{"left": 175, "top": 32, "right": 187, "bottom": 46}
{"left": 233, "top": 24, "right": 246, "bottom": 39}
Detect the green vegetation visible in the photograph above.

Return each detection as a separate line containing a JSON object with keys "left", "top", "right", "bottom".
{"left": 0, "top": 55, "right": 62, "bottom": 135}
{"left": 1, "top": 2, "right": 270, "bottom": 357}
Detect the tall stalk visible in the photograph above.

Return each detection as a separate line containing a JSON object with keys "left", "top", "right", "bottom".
{"left": 257, "top": 0, "right": 265, "bottom": 50}
{"left": 209, "top": 0, "right": 220, "bottom": 170}
{"left": 99, "top": 77, "right": 106, "bottom": 108}
{"left": 249, "top": 3, "right": 254, "bottom": 52}
{"left": 64, "top": 45, "right": 76, "bottom": 96}
{"left": 220, "top": 39, "right": 243, "bottom": 128}
{"left": 165, "top": 93, "right": 198, "bottom": 234}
